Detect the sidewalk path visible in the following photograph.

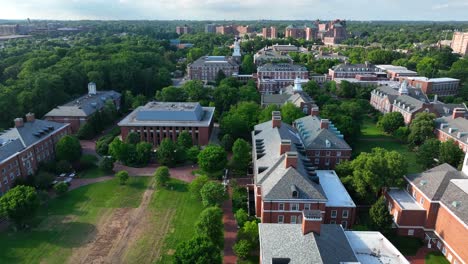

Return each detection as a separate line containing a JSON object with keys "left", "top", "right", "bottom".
{"left": 69, "top": 176, "right": 113, "bottom": 190}
{"left": 406, "top": 246, "right": 437, "bottom": 264}
{"left": 222, "top": 188, "right": 237, "bottom": 264}
{"left": 114, "top": 163, "right": 197, "bottom": 183}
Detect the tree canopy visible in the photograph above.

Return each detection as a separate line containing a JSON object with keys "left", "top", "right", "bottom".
{"left": 0, "top": 185, "right": 39, "bottom": 228}
{"left": 55, "top": 135, "right": 82, "bottom": 162}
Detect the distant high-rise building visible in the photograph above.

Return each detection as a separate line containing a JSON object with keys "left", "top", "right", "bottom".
{"left": 451, "top": 32, "right": 468, "bottom": 56}
{"left": 262, "top": 27, "right": 277, "bottom": 39}
{"left": 284, "top": 19, "right": 347, "bottom": 45}
{"left": 215, "top": 25, "right": 253, "bottom": 36}
{"left": 285, "top": 25, "right": 307, "bottom": 39}
{"left": 205, "top": 24, "right": 217, "bottom": 33}
{"left": 176, "top": 25, "right": 193, "bottom": 35}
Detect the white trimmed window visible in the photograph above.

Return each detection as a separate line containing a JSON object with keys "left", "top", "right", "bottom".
{"left": 291, "top": 215, "right": 297, "bottom": 224}
{"left": 331, "top": 210, "right": 337, "bottom": 218}
{"left": 420, "top": 197, "right": 425, "bottom": 205}
{"left": 341, "top": 221, "right": 347, "bottom": 229}
{"left": 304, "top": 203, "right": 311, "bottom": 210}
{"left": 408, "top": 229, "right": 414, "bottom": 236}
{"left": 330, "top": 220, "right": 336, "bottom": 224}
{"left": 342, "top": 210, "right": 349, "bottom": 218}
{"left": 442, "top": 247, "right": 447, "bottom": 255}
{"left": 314, "top": 158, "right": 320, "bottom": 165}
{"left": 437, "top": 241, "right": 442, "bottom": 249}
{"left": 291, "top": 203, "right": 299, "bottom": 211}
{"left": 278, "top": 215, "right": 284, "bottom": 223}
{"left": 278, "top": 203, "right": 284, "bottom": 211}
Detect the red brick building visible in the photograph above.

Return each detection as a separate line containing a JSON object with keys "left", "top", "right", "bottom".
{"left": 401, "top": 77, "right": 460, "bottom": 97}
{"left": 435, "top": 108, "right": 468, "bottom": 153}
{"left": 187, "top": 56, "right": 239, "bottom": 82}
{"left": 0, "top": 113, "right": 70, "bottom": 195}
{"left": 385, "top": 161, "right": 468, "bottom": 263}
{"left": 44, "top": 82, "right": 121, "bottom": 133}
{"left": 118, "top": 102, "right": 214, "bottom": 146}
{"left": 251, "top": 111, "right": 356, "bottom": 228}
{"left": 175, "top": 25, "right": 193, "bottom": 35}
{"left": 451, "top": 32, "right": 468, "bottom": 56}
{"left": 261, "top": 27, "right": 277, "bottom": 39}
{"left": 257, "top": 63, "right": 308, "bottom": 94}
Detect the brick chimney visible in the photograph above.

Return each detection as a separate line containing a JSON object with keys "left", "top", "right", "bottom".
{"left": 280, "top": 139, "right": 291, "bottom": 155}
{"left": 320, "top": 119, "right": 329, "bottom": 129}
{"left": 302, "top": 210, "right": 323, "bottom": 235}
{"left": 14, "top": 118, "right": 24, "bottom": 128}
{"left": 272, "top": 111, "right": 282, "bottom": 128}
{"left": 25, "top": 113, "right": 35, "bottom": 122}
{"left": 452, "top": 108, "right": 466, "bottom": 119}
{"left": 311, "top": 107, "right": 320, "bottom": 117}
{"left": 285, "top": 151, "right": 298, "bottom": 168}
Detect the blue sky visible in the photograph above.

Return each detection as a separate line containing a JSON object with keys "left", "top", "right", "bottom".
{"left": 1, "top": 0, "right": 468, "bottom": 20}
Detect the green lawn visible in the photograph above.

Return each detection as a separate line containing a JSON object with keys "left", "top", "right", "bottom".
{"left": 123, "top": 179, "right": 204, "bottom": 264}
{"left": 355, "top": 117, "right": 423, "bottom": 174}
{"left": 425, "top": 252, "right": 450, "bottom": 264}
{"left": 386, "top": 233, "right": 423, "bottom": 256}
{"left": 78, "top": 167, "right": 108, "bottom": 179}
{"left": 0, "top": 177, "right": 149, "bottom": 264}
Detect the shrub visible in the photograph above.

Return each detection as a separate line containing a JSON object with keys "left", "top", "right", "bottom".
{"left": 116, "top": 170, "right": 129, "bottom": 185}
{"left": 200, "top": 181, "right": 227, "bottom": 207}
{"left": 56, "top": 160, "right": 73, "bottom": 173}
{"left": 233, "top": 239, "right": 251, "bottom": 259}
{"left": 99, "top": 156, "right": 114, "bottom": 173}
{"left": 54, "top": 182, "right": 69, "bottom": 196}
{"left": 78, "top": 154, "right": 98, "bottom": 171}
{"left": 234, "top": 208, "right": 249, "bottom": 228}
{"left": 154, "top": 166, "right": 170, "bottom": 187}
{"left": 34, "top": 172, "right": 56, "bottom": 190}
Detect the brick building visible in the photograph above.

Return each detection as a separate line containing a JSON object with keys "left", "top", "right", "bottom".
{"left": 44, "top": 82, "right": 121, "bottom": 133}
{"left": 251, "top": 111, "right": 356, "bottom": 228}
{"left": 328, "top": 61, "right": 384, "bottom": 80}
{"left": 0, "top": 114, "right": 70, "bottom": 195}
{"left": 257, "top": 63, "right": 308, "bottom": 94}
{"left": 215, "top": 25, "right": 253, "bottom": 35}
{"left": 376, "top": 65, "right": 418, "bottom": 80}
{"left": 451, "top": 32, "right": 468, "bottom": 56}
{"left": 187, "top": 56, "right": 239, "bottom": 82}
{"left": 294, "top": 115, "right": 352, "bottom": 169}
{"left": 320, "top": 19, "right": 348, "bottom": 45}
{"left": 284, "top": 25, "right": 307, "bottom": 39}
{"left": 435, "top": 108, "right": 468, "bottom": 153}
{"left": 204, "top": 24, "right": 217, "bottom": 33}
{"left": 118, "top": 102, "right": 214, "bottom": 146}
{"left": 402, "top": 77, "right": 460, "bottom": 97}
{"left": 261, "top": 78, "right": 318, "bottom": 115}
{"left": 385, "top": 159, "right": 468, "bottom": 264}
{"left": 259, "top": 211, "right": 409, "bottom": 264}
{"left": 175, "top": 25, "right": 193, "bottom": 35}
{"left": 261, "top": 26, "right": 277, "bottom": 39}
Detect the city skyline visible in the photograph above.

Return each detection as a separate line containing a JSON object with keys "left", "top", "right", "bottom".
{"left": 1, "top": 0, "right": 468, "bottom": 21}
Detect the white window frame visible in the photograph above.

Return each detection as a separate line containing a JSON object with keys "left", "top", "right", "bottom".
{"left": 420, "top": 197, "right": 425, "bottom": 205}
{"left": 290, "top": 215, "right": 297, "bottom": 224}
{"left": 342, "top": 210, "right": 349, "bottom": 218}
{"left": 408, "top": 229, "right": 414, "bottom": 236}
{"left": 291, "top": 203, "right": 299, "bottom": 211}
{"left": 341, "top": 221, "right": 347, "bottom": 229}
{"left": 437, "top": 241, "right": 442, "bottom": 250}
{"left": 315, "top": 151, "right": 320, "bottom": 156}
{"left": 314, "top": 158, "right": 320, "bottom": 165}
{"left": 278, "top": 203, "right": 284, "bottom": 211}
{"left": 304, "top": 203, "right": 311, "bottom": 210}
{"left": 278, "top": 215, "right": 284, "bottom": 224}
{"left": 331, "top": 210, "right": 337, "bottom": 218}
{"left": 337, "top": 151, "right": 342, "bottom": 157}
{"left": 442, "top": 247, "right": 447, "bottom": 255}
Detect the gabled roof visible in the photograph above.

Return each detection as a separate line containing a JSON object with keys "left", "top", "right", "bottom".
{"left": 435, "top": 116, "right": 468, "bottom": 142}
{"left": 440, "top": 179, "right": 468, "bottom": 224}
{"left": 257, "top": 63, "right": 307, "bottom": 72}
{"left": 314, "top": 225, "right": 358, "bottom": 264}
{"left": 294, "top": 115, "right": 351, "bottom": 150}
{"left": 406, "top": 163, "right": 468, "bottom": 201}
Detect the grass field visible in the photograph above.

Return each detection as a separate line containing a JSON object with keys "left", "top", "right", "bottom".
{"left": 0, "top": 177, "right": 149, "bottom": 264}
{"left": 123, "top": 179, "right": 204, "bottom": 264}
{"left": 425, "top": 252, "right": 450, "bottom": 264}
{"left": 355, "top": 118, "right": 423, "bottom": 174}
{"left": 78, "top": 167, "right": 108, "bottom": 179}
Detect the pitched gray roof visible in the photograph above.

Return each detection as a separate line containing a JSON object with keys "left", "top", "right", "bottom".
{"left": 332, "top": 63, "right": 378, "bottom": 72}
{"left": 406, "top": 163, "right": 468, "bottom": 201}
{"left": 259, "top": 224, "right": 358, "bottom": 264}
{"left": 258, "top": 63, "right": 307, "bottom": 72}
{"left": 314, "top": 225, "right": 359, "bottom": 264}
{"left": 189, "top": 55, "right": 239, "bottom": 67}
{"left": 0, "top": 119, "right": 68, "bottom": 162}
{"left": 435, "top": 116, "right": 468, "bottom": 142}
{"left": 294, "top": 115, "right": 351, "bottom": 150}
{"left": 259, "top": 223, "right": 323, "bottom": 264}
{"left": 440, "top": 179, "right": 468, "bottom": 224}
{"left": 44, "top": 90, "right": 120, "bottom": 118}
{"left": 373, "top": 85, "right": 430, "bottom": 113}
{"left": 433, "top": 103, "right": 467, "bottom": 117}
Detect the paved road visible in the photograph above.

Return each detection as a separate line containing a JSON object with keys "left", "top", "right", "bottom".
{"left": 222, "top": 188, "right": 238, "bottom": 264}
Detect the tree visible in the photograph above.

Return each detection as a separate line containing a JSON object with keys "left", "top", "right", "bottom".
{"left": 99, "top": 156, "right": 115, "bottom": 173}
{"left": 136, "top": 141, "right": 152, "bottom": 166}
{"left": 156, "top": 86, "right": 187, "bottom": 102}
{"left": 213, "top": 84, "right": 239, "bottom": 114}
{"left": 187, "top": 47, "right": 204, "bottom": 63}
{"left": 417, "top": 139, "right": 440, "bottom": 169}
{"left": 439, "top": 140, "right": 464, "bottom": 168}
{"left": 116, "top": 170, "right": 129, "bottom": 185}
{"left": 154, "top": 166, "right": 170, "bottom": 187}
{"left": 240, "top": 54, "right": 255, "bottom": 74}
{"left": 215, "top": 70, "right": 226, "bottom": 86}
{"left": 220, "top": 102, "right": 260, "bottom": 140}
{"left": 234, "top": 208, "right": 249, "bottom": 228}
{"left": 337, "top": 80, "right": 356, "bottom": 98}
{"left": 416, "top": 57, "right": 440, "bottom": 78}
{"left": 174, "top": 235, "right": 222, "bottom": 264}
{"left": 221, "top": 134, "right": 235, "bottom": 151}
{"left": 0, "top": 185, "right": 39, "bottom": 228}
{"left": 238, "top": 84, "right": 260, "bottom": 103}
{"left": 126, "top": 132, "right": 140, "bottom": 144}
{"left": 76, "top": 122, "right": 95, "bottom": 140}
{"left": 231, "top": 139, "right": 251, "bottom": 175}
{"left": 157, "top": 138, "right": 177, "bottom": 167}
{"left": 195, "top": 206, "right": 224, "bottom": 248}
{"left": 281, "top": 102, "right": 306, "bottom": 124}
{"left": 258, "top": 104, "right": 280, "bottom": 123}
{"left": 187, "top": 146, "right": 200, "bottom": 163}
{"left": 377, "top": 112, "right": 405, "bottom": 134}
{"left": 54, "top": 182, "right": 69, "bottom": 196}
{"left": 233, "top": 240, "right": 251, "bottom": 259}
{"left": 200, "top": 181, "right": 227, "bottom": 207}
{"left": 408, "top": 113, "right": 436, "bottom": 146}
{"left": 198, "top": 145, "right": 228, "bottom": 174}
{"left": 56, "top": 135, "right": 82, "bottom": 162}
{"left": 35, "top": 172, "right": 56, "bottom": 190}
{"left": 182, "top": 80, "right": 209, "bottom": 103}
{"left": 369, "top": 197, "right": 393, "bottom": 234}
{"left": 303, "top": 80, "right": 321, "bottom": 97}
{"left": 177, "top": 131, "right": 193, "bottom": 149}
{"left": 237, "top": 220, "right": 259, "bottom": 247}
{"left": 189, "top": 175, "right": 209, "bottom": 200}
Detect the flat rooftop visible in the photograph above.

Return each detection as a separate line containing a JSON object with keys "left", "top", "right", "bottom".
{"left": 118, "top": 101, "right": 215, "bottom": 127}
{"left": 345, "top": 231, "right": 410, "bottom": 264}
{"left": 405, "top": 77, "right": 459, "bottom": 83}
{"left": 387, "top": 189, "right": 425, "bottom": 210}
{"left": 316, "top": 170, "right": 356, "bottom": 207}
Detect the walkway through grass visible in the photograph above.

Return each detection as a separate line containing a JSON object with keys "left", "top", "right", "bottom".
{"left": 0, "top": 177, "right": 149, "bottom": 264}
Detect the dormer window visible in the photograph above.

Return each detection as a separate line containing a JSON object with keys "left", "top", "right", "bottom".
{"left": 292, "top": 191, "right": 298, "bottom": 198}
{"left": 291, "top": 185, "right": 298, "bottom": 198}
